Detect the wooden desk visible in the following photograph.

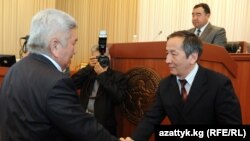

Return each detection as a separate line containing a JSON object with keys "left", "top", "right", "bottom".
{"left": 0, "top": 67, "right": 9, "bottom": 86}
{"left": 230, "top": 53, "right": 250, "bottom": 122}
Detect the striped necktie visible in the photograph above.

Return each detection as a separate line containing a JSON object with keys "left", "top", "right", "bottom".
{"left": 196, "top": 28, "right": 201, "bottom": 37}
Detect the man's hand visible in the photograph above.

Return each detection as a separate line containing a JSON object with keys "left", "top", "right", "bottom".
{"left": 94, "top": 62, "right": 108, "bottom": 75}
{"left": 119, "top": 137, "right": 134, "bottom": 141}
{"left": 88, "top": 56, "right": 98, "bottom": 67}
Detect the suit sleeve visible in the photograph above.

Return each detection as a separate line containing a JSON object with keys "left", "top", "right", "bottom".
{"left": 97, "top": 70, "right": 127, "bottom": 104}
{"left": 46, "top": 77, "right": 119, "bottom": 141}
{"left": 132, "top": 85, "right": 166, "bottom": 141}
{"left": 215, "top": 77, "right": 242, "bottom": 124}
{"left": 71, "top": 65, "right": 93, "bottom": 89}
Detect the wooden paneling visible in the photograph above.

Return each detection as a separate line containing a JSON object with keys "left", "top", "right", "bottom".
{"left": 0, "top": 67, "right": 9, "bottom": 86}
{"left": 230, "top": 54, "right": 250, "bottom": 122}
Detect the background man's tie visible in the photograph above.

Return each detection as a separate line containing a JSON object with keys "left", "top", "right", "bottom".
{"left": 196, "top": 28, "right": 201, "bottom": 37}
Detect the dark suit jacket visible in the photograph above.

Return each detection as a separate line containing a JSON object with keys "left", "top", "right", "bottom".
{"left": 71, "top": 65, "right": 127, "bottom": 136}
{"left": 188, "top": 23, "right": 227, "bottom": 47}
{"left": 132, "top": 65, "right": 242, "bottom": 141}
{"left": 0, "top": 54, "right": 118, "bottom": 141}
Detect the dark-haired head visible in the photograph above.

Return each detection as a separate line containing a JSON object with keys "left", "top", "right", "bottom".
{"left": 194, "top": 3, "right": 210, "bottom": 14}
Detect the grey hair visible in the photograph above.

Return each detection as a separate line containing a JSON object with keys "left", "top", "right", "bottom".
{"left": 167, "top": 30, "right": 203, "bottom": 61}
{"left": 27, "top": 8, "right": 77, "bottom": 55}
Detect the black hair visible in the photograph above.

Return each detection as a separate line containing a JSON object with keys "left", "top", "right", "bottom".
{"left": 194, "top": 3, "right": 210, "bottom": 14}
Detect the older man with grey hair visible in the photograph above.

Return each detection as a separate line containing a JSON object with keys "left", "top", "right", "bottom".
{"left": 0, "top": 9, "right": 119, "bottom": 141}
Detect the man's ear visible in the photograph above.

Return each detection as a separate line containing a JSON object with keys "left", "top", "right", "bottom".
{"left": 189, "top": 52, "right": 199, "bottom": 64}
{"left": 206, "top": 13, "right": 210, "bottom": 18}
{"left": 49, "top": 39, "right": 60, "bottom": 58}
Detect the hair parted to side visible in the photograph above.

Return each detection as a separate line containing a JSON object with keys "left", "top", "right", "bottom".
{"left": 27, "top": 8, "right": 77, "bottom": 55}
{"left": 167, "top": 30, "right": 203, "bottom": 59}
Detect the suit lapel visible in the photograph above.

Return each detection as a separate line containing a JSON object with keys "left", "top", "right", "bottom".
{"left": 190, "top": 28, "right": 196, "bottom": 33}
{"left": 167, "top": 76, "right": 185, "bottom": 115}
{"left": 200, "top": 23, "right": 212, "bottom": 39}
{"left": 183, "top": 66, "right": 208, "bottom": 114}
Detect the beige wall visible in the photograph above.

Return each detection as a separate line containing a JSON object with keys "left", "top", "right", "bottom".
{"left": 0, "top": 0, "right": 138, "bottom": 69}
{"left": 1, "top": 0, "right": 249, "bottom": 69}
{"left": 137, "top": 0, "right": 250, "bottom": 42}
{"left": 0, "top": 0, "right": 55, "bottom": 58}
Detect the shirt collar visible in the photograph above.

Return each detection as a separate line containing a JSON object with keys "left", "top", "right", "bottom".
{"left": 41, "top": 53, "right": 63, "bottom": 72}
{"left": 177, "top": 63, "right": 199, "bottom": 86}
{"left": 196, "top": 22, "right": 209, "bottom": 34}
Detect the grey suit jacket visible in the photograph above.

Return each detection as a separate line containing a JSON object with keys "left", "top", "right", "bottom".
{"left": 132, "top": 65, "right": 242, "bottom": 141}
{"left": 188, "top": 23, "right": 227, "bottom": 47}
{"left": 0, "top": 54, "right": 118, "bottom": 141}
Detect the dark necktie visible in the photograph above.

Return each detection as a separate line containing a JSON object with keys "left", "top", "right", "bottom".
{"left": 179, "top": 79, "right": 188, "bottom": 102}
{"left": 196, "top": 28, "right": 201, "bottom": 37}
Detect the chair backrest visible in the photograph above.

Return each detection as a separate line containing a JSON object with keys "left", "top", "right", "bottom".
{"left": 225, "top": 41, "right": 249, "bottom": 53}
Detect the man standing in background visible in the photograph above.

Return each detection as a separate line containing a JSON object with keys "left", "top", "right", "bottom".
{"left": 187, "top": 3, "right": 227, "bottom": 47}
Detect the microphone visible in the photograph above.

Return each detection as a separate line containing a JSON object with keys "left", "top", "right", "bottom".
{"left": 153, "top": 30, "right": 163, "bottom": 40}
{"left": 19, "top": 35, "right": 29, "bottom": 58}
{"left": 236, "top": 46, "right": 242, "bottom": 53}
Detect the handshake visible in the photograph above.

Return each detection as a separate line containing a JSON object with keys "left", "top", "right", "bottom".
{"left": 119, "top": 137, "right": 134, "bottom": 141}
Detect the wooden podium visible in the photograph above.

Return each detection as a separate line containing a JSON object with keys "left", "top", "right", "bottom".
{"left": 109, "top": 41, "right": 250, "bottom": 139}
{"left": 0, "top": 67, "right": 9, "bottom": 86}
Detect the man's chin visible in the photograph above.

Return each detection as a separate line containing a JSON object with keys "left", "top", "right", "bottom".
{"left": 169, "top": 69, "right": 177, "bottom": 75}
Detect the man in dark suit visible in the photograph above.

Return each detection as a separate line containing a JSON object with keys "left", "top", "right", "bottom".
{"left": 187, "top": 3, "right": 227, "bottom": 47}
{"left": 120, "top": 30, "right": 242, "bottom": 141}
{"left": 0, "top": 9, "right": 119, "bottom": 141}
